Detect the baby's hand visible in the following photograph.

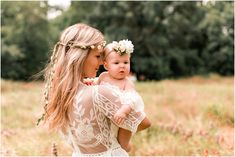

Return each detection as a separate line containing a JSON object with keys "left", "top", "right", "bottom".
{"left": 114, "top": 110, "right": 127, "bottom": 125}
{"left": 83, "top": 78, "right": 98, "bottom": 86}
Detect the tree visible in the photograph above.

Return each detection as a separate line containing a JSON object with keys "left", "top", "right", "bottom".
{"left": 2, "top": 1, "right": 233, "bottom": 80}
{"left": 50, "top": 1, "right": 234, "bottom": 80}
{"left": 199, "top": 1, "right": 234, "bottom": 75}
{"left": 1, "top": 1, "right": 49, "bottom": 80}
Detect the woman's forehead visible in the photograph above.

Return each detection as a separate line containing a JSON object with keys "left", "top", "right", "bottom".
{"left": 91, "top": 48, "right": 103, "bottom": 55}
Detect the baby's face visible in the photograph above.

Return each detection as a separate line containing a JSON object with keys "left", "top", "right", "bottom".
{"left": 104, "top": 51, "right": 130, "bottom": 80}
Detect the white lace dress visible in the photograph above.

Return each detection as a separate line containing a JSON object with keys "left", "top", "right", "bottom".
{"left": 63, "top": 82, "right": 145, "bottom": 156}
{"left": 100, "top": 82, "right": 145, "bottom": 112}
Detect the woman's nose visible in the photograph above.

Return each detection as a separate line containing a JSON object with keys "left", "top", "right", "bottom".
{"left": 98, "top": 58, "right": 103, "bottom": 65}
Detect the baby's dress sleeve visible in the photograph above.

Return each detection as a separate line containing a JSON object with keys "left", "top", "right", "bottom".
{"left": 121, "top": 91, "right": 145, "bottom": 113}
{"left": 93, "top": 85, "right": 145, "bottom": 133}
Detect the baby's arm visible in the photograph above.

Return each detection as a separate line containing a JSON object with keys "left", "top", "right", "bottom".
{"left": 114, "top": 78, "right": 135, "bottom": 124}
{"left": 117, "top": 128, "right": 132, "bottom": 152}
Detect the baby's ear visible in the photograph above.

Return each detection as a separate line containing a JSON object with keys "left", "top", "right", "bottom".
{"left": 103, "top": 61, "right": 108, "bottom": 70}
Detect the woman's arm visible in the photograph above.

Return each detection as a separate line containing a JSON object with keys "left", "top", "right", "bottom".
{"left": 124, "top": 80, "right": 151, "bottom": 131}
{"left": 117, "top": 128, "right": 132, "bottom": 152}
{"left": 137, "top": 116, "right": 151, "bottom": 132}
{"left": 118, "top": 116, "right": 151, "bottom": 152}
{"left": 94, "top": 85, "right": 150, "bottom": 133}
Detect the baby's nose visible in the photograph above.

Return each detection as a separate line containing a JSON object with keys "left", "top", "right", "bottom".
{"left": 120, "top": 63, "right": 125, "bottom": 67}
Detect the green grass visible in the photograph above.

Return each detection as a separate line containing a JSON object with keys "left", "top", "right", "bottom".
{"left": 1, "top": 75, "right": 234, "bottom": 156}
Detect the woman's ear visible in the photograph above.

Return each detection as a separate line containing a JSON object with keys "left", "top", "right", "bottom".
{"left": 103, "top": 61, "right": 108, "bottom": 70}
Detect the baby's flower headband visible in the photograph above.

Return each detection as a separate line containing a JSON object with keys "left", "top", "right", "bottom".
{"left": 112, "top": 39, "right": 134, "bottom": 56}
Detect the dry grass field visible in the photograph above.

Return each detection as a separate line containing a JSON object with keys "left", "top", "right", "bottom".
{"left": 1, "top": 74, "right": 234, "bottom": 156}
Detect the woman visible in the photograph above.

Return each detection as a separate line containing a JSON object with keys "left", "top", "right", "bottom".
{"left": 41, "top": 23, "right": 151, "bottom": 156}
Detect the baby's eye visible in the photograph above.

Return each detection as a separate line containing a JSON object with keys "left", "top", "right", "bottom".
{"left": 96, "top": 55, "right": 101, "bottom": 58}
{"left": 124, "top": 61, "right": 129, "bottom": 64}
{"left": 114, "top": 62, "right": 119, "bottom": 64}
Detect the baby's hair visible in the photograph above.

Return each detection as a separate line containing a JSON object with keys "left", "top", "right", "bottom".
{"left": 103, "top": 43, "right": 114, "bottom": 60}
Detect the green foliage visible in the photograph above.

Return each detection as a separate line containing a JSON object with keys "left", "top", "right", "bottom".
{"left": 199, "top": 1, "right": 234, "bottom": 75}
{"left": 1, "top": 1, "right": 49, "bottom": 80}
{"left": 58, "top": 1, "right": 233, "bottom": 80}
{"left": 1, "top": 1, "right": 234, "bottom": 80}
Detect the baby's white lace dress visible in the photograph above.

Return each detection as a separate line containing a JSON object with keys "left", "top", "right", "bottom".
{"left": 100, "top": 81, "right": 145, "bottom": 112}
{"left": 62, "top": 82, "right": 145, "bottom": 156}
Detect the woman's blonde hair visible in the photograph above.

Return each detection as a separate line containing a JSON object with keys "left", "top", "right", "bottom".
{"left": 42, "top": 23, "right": 104, "bottom": 132}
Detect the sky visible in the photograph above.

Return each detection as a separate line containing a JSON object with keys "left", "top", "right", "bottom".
{"left": 47, "top": 0, "right": 71, "bottom": 19}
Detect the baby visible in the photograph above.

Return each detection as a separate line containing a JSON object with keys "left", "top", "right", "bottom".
{"left": 97, "top": 39, "right": 144, "bottom": 151}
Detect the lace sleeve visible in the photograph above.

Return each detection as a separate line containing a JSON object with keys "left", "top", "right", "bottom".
{"left": 93, "top": 85, "right": 145, "bottom": 133}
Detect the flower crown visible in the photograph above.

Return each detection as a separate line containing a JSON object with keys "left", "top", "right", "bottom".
{"left": 57, "top": 40, "right": 106, "bottom": 50}
{"left": 111, "top": 39, "right": 134, "bottom": 56}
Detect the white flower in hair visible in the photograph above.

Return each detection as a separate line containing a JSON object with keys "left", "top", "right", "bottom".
{"left": 112, "top": 39, "right": 134, "bottom": 56}
{"left": 119, "top": 45, "right": 126, "bottom": 52}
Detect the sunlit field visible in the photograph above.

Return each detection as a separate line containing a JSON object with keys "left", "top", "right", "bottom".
{"left": 1, "top": 75, "right": 234, "bottom": 156}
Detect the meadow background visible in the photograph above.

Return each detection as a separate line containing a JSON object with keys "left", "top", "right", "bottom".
{"left": 1, "top": 74, "right": 234, "bottom": 156}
